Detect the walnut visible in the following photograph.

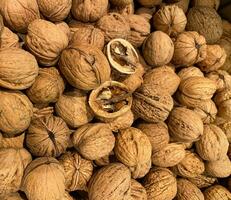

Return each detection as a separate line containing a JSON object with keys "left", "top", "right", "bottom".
{"left": 63, "top": 192, "right": 75, "bottom": 200}
{"left": 173, "top": 0, "right": 190, "bottom": 13}
{"left": 59, "top": 43, "right": 111, "bottom": 91}
{"left": 21, "top": 157, "right": 65, "bottom": 200}
{"left": 186, "top": 7, "right": 223, "bottom": 44}
{"left": 131, "top": 179, "right": 147, "bottom": 200}
{"left": 0, "top": 0, "right": 40, "bottom": 33}
{"left": 26, "top": 115, "right": 70, "bottom": 157}
{"left": 203, "top": 185, "right": 231, "bottom": 200}
{"left": 173, "top": 31, "right": 207, "bottom": 67}
{"left": 0, "top": 90, "right": 33, "bottom": 137}
{"left": 27, "top": 67, "right": 65, "bottom": 104}
{"left": 198, "top": 45, "right": 227, "bottom": 72}
{"left": 26, "top": 19, "right": 69, "bottom": 66}
{"left": 72, "top": 123, "right": 115, "bottom": 160}
{"left": 2, "top": 193, "right": 24, "bottom": 200}
{"left": 214, "top": 117, "right": 231, "bottom": 143}
{"left": 205, "top": 156, "right": 231, "bottom": 178}
{"left": 88, "top": 163, "right": 131, "bottom": 200}
{"left": 195, "top": 124, "right": 229, "bottom": 161}
{"left": 55, "top": 89, "right": 94, "bottom": 128}
{"left": 94, "top": 151, "right": 115, "bottom": 167}
{"left": 187, "top": 174, "right": 217, "bottom": 189}
{"left": 0, "top": 48, "right": 39, "bottom": 90}
{"left": 176, "top": 179, "right": 204, "bottom": 200}
{"left": 55, "top": 22, "right": 72, "bottom": 41}
{"left": 178, "top": 66, "right": 204, "bottom": 81}
{"left": 114, "top": 127, "right": 152, "bottom": 178}
{"left": 110, "top": 2, "right": 135, "bottom": 16}
{"left": 142, "top": 66, "right": 180, "bottom": 95}
{"left": 144, "top": 167, "right": 177, "bottom": 200}
{"left": 142, "top": 31, "right": 174, "bottom": 66}
{"left": 191, "top": 0, "right": 220, "bottom": 10}
{"left": 137, "top": 122, "right": 170, "bottom": 152}
{"left": 59, "top": 151, "right": 93, "bottom": 191}
{"left": 96, "top": 13, "right": 130, "bottom": 42}
{"left": 0, "top": 27, "right": 20, "bottom": 48}
{"left": 168, "top": 107, "right": 204, "bottom": 142}
{"left": 0, "top": 133, "right": 25, "bottom": 149}
{"left": 110, "top": 0, "right": 132, "bottom": 7}
{"left": 172, "top": 151, "right": 205, "bottom": 178}
{"left": 37, "top": 0, "right": 72, "bottom": 22}
{"left": 71, "top": 0, "right": 108, "bottom": 22}
{"left": 135, "top": 7, "right": 156, "bottom": 21}
{"left": 137, "top": 0, "right": 162, "bottom": 7}
{"left": 153, "top": 5, "right": 187, "bottom": 37}
{"left": 0, "top": 148, "right": 32, "bottom": 197}
{"left": 127, "top": 14, "right": 151, "bottom": 47}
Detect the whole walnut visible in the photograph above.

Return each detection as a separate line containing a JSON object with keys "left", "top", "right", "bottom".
{"left": 59, "top": 43, "right": 111, "bottom": 91}
{"left": 2, "top": 193, "right": 24, "bottom": 200}
{"left": 72, "top": 123, "right": 115, "bottom": 160}
{"left": 0, "top": 0, "right": 40, "bottom": 33}
{"left": 195, "top": 124, "right": 229, "bottom": 161}
{"left": 137, "top": 122, "right": 170, "bottom": 152}
{"left": 135, "top": 7, "right": 156, "bottom": 21}
{"left": 26, "top": 115, "right": 70, "bottom": 157}
{"left": 37, "top": 0, "right": 72, "bottom": 22}
{"left": 0, "top": 27, "right": 20, "bottom": 48}
{"left": 72, "top": 0, "right": 108, "bottom": 22}
{"left": 132, "top": 87, "right": 174, "bottom": 123}
{"left": 21, "top": 157, "right": 66, "bottom": 200}
{"left": 0, "top": 148, "right": 32, "bottom": 197}
{"left": 176, "top": 179, "right": 204, "bottom": 200}
{"left": 191, "top": 0, "right": 220, "bottom": 10}
{"left": 0, "top": 48, "right": 39, "bottom": 90}
{"left": 59, "top": 151, "right": 93, "bottom": 191}
{"left": 131, "top": 179, "right": 147, "bottom": 200}
{"left": 96, "top": 13, "right": 130, "bottom": 42}
{"left": 173, "top": 31, "right": 207, "bottom": 67}
{"left": 204, "top": 185, "right": 231, "bottom": 200}
{"left": 114, "top": 127, "right": 152, "bottom": 178}
{"left": 142, "top": 31, "right": 174, "bottom": 66}
{"left": 137, "top": 0, "right": 162, "bottom": 7}
{"left": 144, "top": 167, "right": 177, "bottom": 200}
{"left": 26, "top": 19, "right": 69, "bottom": 66}
{"left": 110, "top": 0, "right": 132, "bottom": 7}
{"left": 153, "top": 5, "right": 187, "bottom": 37}
{"left": 0, "top": 90, "right": 33, "bottom": 136}
{"left": 186, "top": 7, "right": 222, "bottom": 44}
{"left": 198, "top": 45, "right": 227, "bottom": 72}
{"left": 168, "top": 107, "right": 204, "bottom": 142}
{"left": 178, "top": 66, "right": 204, "bottom": 81}
{"left": 0, "top": 132, "right": 25, "bottom": 149}
{"left": 55, "top": 90, "right": 94, "bottom": 128}
{"left": 27, "top": 67, "right": 65, "bottom": 104}
{"left": 88, "top": 163, "right": 131, "bottom": 200}
{"left": 172, "top": 151, "right": 205, "bottom": 178}
{"left": 187, "top": 174, "right": 217, "bottom": 189}
{"left": 127, "top": 14, "right": 151, "bottom": 47}
{"left": 152, "top": 143, "right": 186, "bottom": 167}
{"left": 142, "top": 66, "right": 180, "bottom": 95}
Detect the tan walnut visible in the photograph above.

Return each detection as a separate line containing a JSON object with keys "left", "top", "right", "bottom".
{"left": 0, "top": 27, "right": 20, "bottom": 48}
{"left": 2, "top": 193, "right": 24, "bottom": 200}
{"left": 191, "top": 0, "right": 220, "bottom": 10}
{"left": 203, "top": 185, "right": 231, "bottom": 200}
{"left": 187, "top": 174, "right": 217, "bottom": 189}
{"left": 178, "top": 66, "right": 204, "bottom": 81}
{"left": 0, "top": 132, "right": 25, "bottom": 149}
{"left": 131, "top": 179, "right": 147, "bottom": 200}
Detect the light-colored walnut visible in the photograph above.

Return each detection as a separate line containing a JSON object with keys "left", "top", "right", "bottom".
{"left": 0, "top": 133, "right": 25, "bottom": 149}
{"left": 187, "top": 174, "right": 217, "bottom": 189}
{"left": 2, "top": 193, "right": 24, "bottom": 200}
{"left": 178, "top": 66, "right": 204, "bottom": 81}
{"left": 204, "top": 185, "right": 231, "bottom": 200}
{"left": 0, "top": 27, "right": 20, "bottom": 48}
{"left": 214, "top": 117, "right": 231, "bottom": 143}
{"left": 131, "top": 179, "right": 147, "bottom": 200}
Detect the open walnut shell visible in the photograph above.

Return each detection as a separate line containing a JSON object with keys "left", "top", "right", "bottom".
{"left": 106, "top": 39, "right": 139, "bottom": 74}
{"left": 89, "top": 81, "right": 132, "bottom": 121}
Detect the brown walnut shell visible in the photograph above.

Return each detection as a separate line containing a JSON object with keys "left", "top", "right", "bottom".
{"left": 114, "top": 127, "right": 152, "bottom": 178}
{"left": 55, "top": 22, "right": 72, "bottom": 41}
{"left": 88, "top": 163, "right": 131, "bottom": 200}
{"left": 204, "top": 185, "right": 231, "bottom": 200}
{"left": 172, "top": 0, "right": 190, "bottom": 13}
{"left": 214, "top": 117, "right": 231, "bottom": 143}
{"left": 186, "top": 7, "right": 222, "bottom": 44}
{"left": 131, "top": 179, "right": 147, "bottom": 200}
{"left": 191, "top": 0, "right": 220, "bottom": 10}
{"left": 173, "top": 31, "right": 207, "bottom": 67}
{"left": 110, "top": 2, "right": 135, "bottom": 16}
{"left": 59, "top": 43, "right": 111, "bottom": 91}
{"left": 144, "top": 167, "right": 177, "bottom": 200}
{"left": 110, "top": 0, "right": 132, "bottom": 7}
{"left": 26, "top": 115, "right": 70, "bottom": 157}
{"left": 72, "top": 123, "right": 115, "bottom": 160}
{"left": 178, "top": 66, "right": 204, "bottom": 81}
{"left": 137, "top": 0, "right": 162, "bottom": 7}
{"left": 59, "top": 151, "right": 93, "bottom": 191}
{"left": 0, "top": 133, "right": 25, "bottom": 149}
{"left": 135, "top": 7, "right": 156, "bottom": 21}
{"left": 0, "top": 48, "right": 39, "bottom": 90}
{"left": 26, "top": 19, "right": 69, "bottom": 66}
{"left": 21, "top": 157, "right": 65, "bottom": 200}
{"left": 0, "top": 27, "right": 20, "bottom": 48}
{"left": 187, "top": 174, "right": 216, "bottom": 189}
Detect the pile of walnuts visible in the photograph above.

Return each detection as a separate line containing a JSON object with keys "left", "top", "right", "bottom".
{"left": 0, "top": 0, "right": 230, "bottom": 200}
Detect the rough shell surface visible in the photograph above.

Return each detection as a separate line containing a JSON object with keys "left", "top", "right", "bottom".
{"left": 137, "top": 0, "right": 162, "bottom": 7}
{"left": 131, "top": 179, "right": 147, "bottom": 200}
{"left": 0, "top": 132, "right": 25, "bottom": 149}
{"left": 203, "top": 185, "right": 231, "bottom": 200}
{"left": 191, "top": 0, "right": 220, "bottom": 10}
{"left": 178, "top": 66, "right": 204, "bottom": 81}
{"left": 0, "top": 27, "right": 20, "bottom": 48}
{"left": 187, "top": 174, "right": 216, "bottom": 189}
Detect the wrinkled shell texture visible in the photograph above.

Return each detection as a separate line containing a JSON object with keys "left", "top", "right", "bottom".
{"left": 144, "top": 168, "right": 177, "bottom": 200}
{"left": 153, "top": 5, "right": 187, "bottom": 37}
{"left": 72, "top": 123, "right": 115, "bottom": 160}
{"left": 56, "top": 22, "right": 72, "bottom": 41}
{"left": 59, "top": 151, "right": 93, "bottom": 191}
{"left": 2, "top": 192, "right": 24, "bottom": 200}
{"left": 0, "top": 27, "right": 20, "bottom": 48}
{"left": 22, "top": 157, "right": 66, "bottom": 200}
{"left": 142, "top": 31, "right": 174, "bottom": 66}
{"left": 188, "top": 174, "right": 216, "bottom": 189}
{"left": 0, "top": 48, "right": 39, "bottom": 90}
{"left": 203, "top": 185, "right": 231, "bottom": 200}
{"left": 26, "top": 115, "right": 70, "bottom": 157}
{"left": 37, "top": 0, "right": 72, "bottom": 22}
{"left": 174, "top": 0, "right": 190, "bottom": 13}
{"left": 88, "top": 163, "right": 131, "bottom": 200}
{"left": 114, "top": 127, "right": 152, "bottom": 178}
{"left": 26, "top": 19, "right": 69, "bottom": 66}
{"left": 111, "top": 2, "right": 135, "bottom": 16}
{"left": 59, "top": 43, "right": 111, "bottom": 90}
{"left": 178, "top": 66, "right": 204, "bottom": 81}
{"left": 173, "top": 31, "right": 207, "bottom": 66}
{"left": 0, "top": 90, "right": 33, "bottom": 136}
{"left": 135, "top": 7, "right": 156, "bottom": 21}
{"left": 192, "top": 0, "right": 220, "bottom": 10}
{"left": 131, "top": 179, "right": 147, "bottom": 200}
{"left": 0, "top": 133, "right": 25, "bottom": 149}
{"left": 186, "top": 7, "right": 223, "bottom": 44}
{"left": 0, "top": 0, "right": 40, "bottom": 33}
